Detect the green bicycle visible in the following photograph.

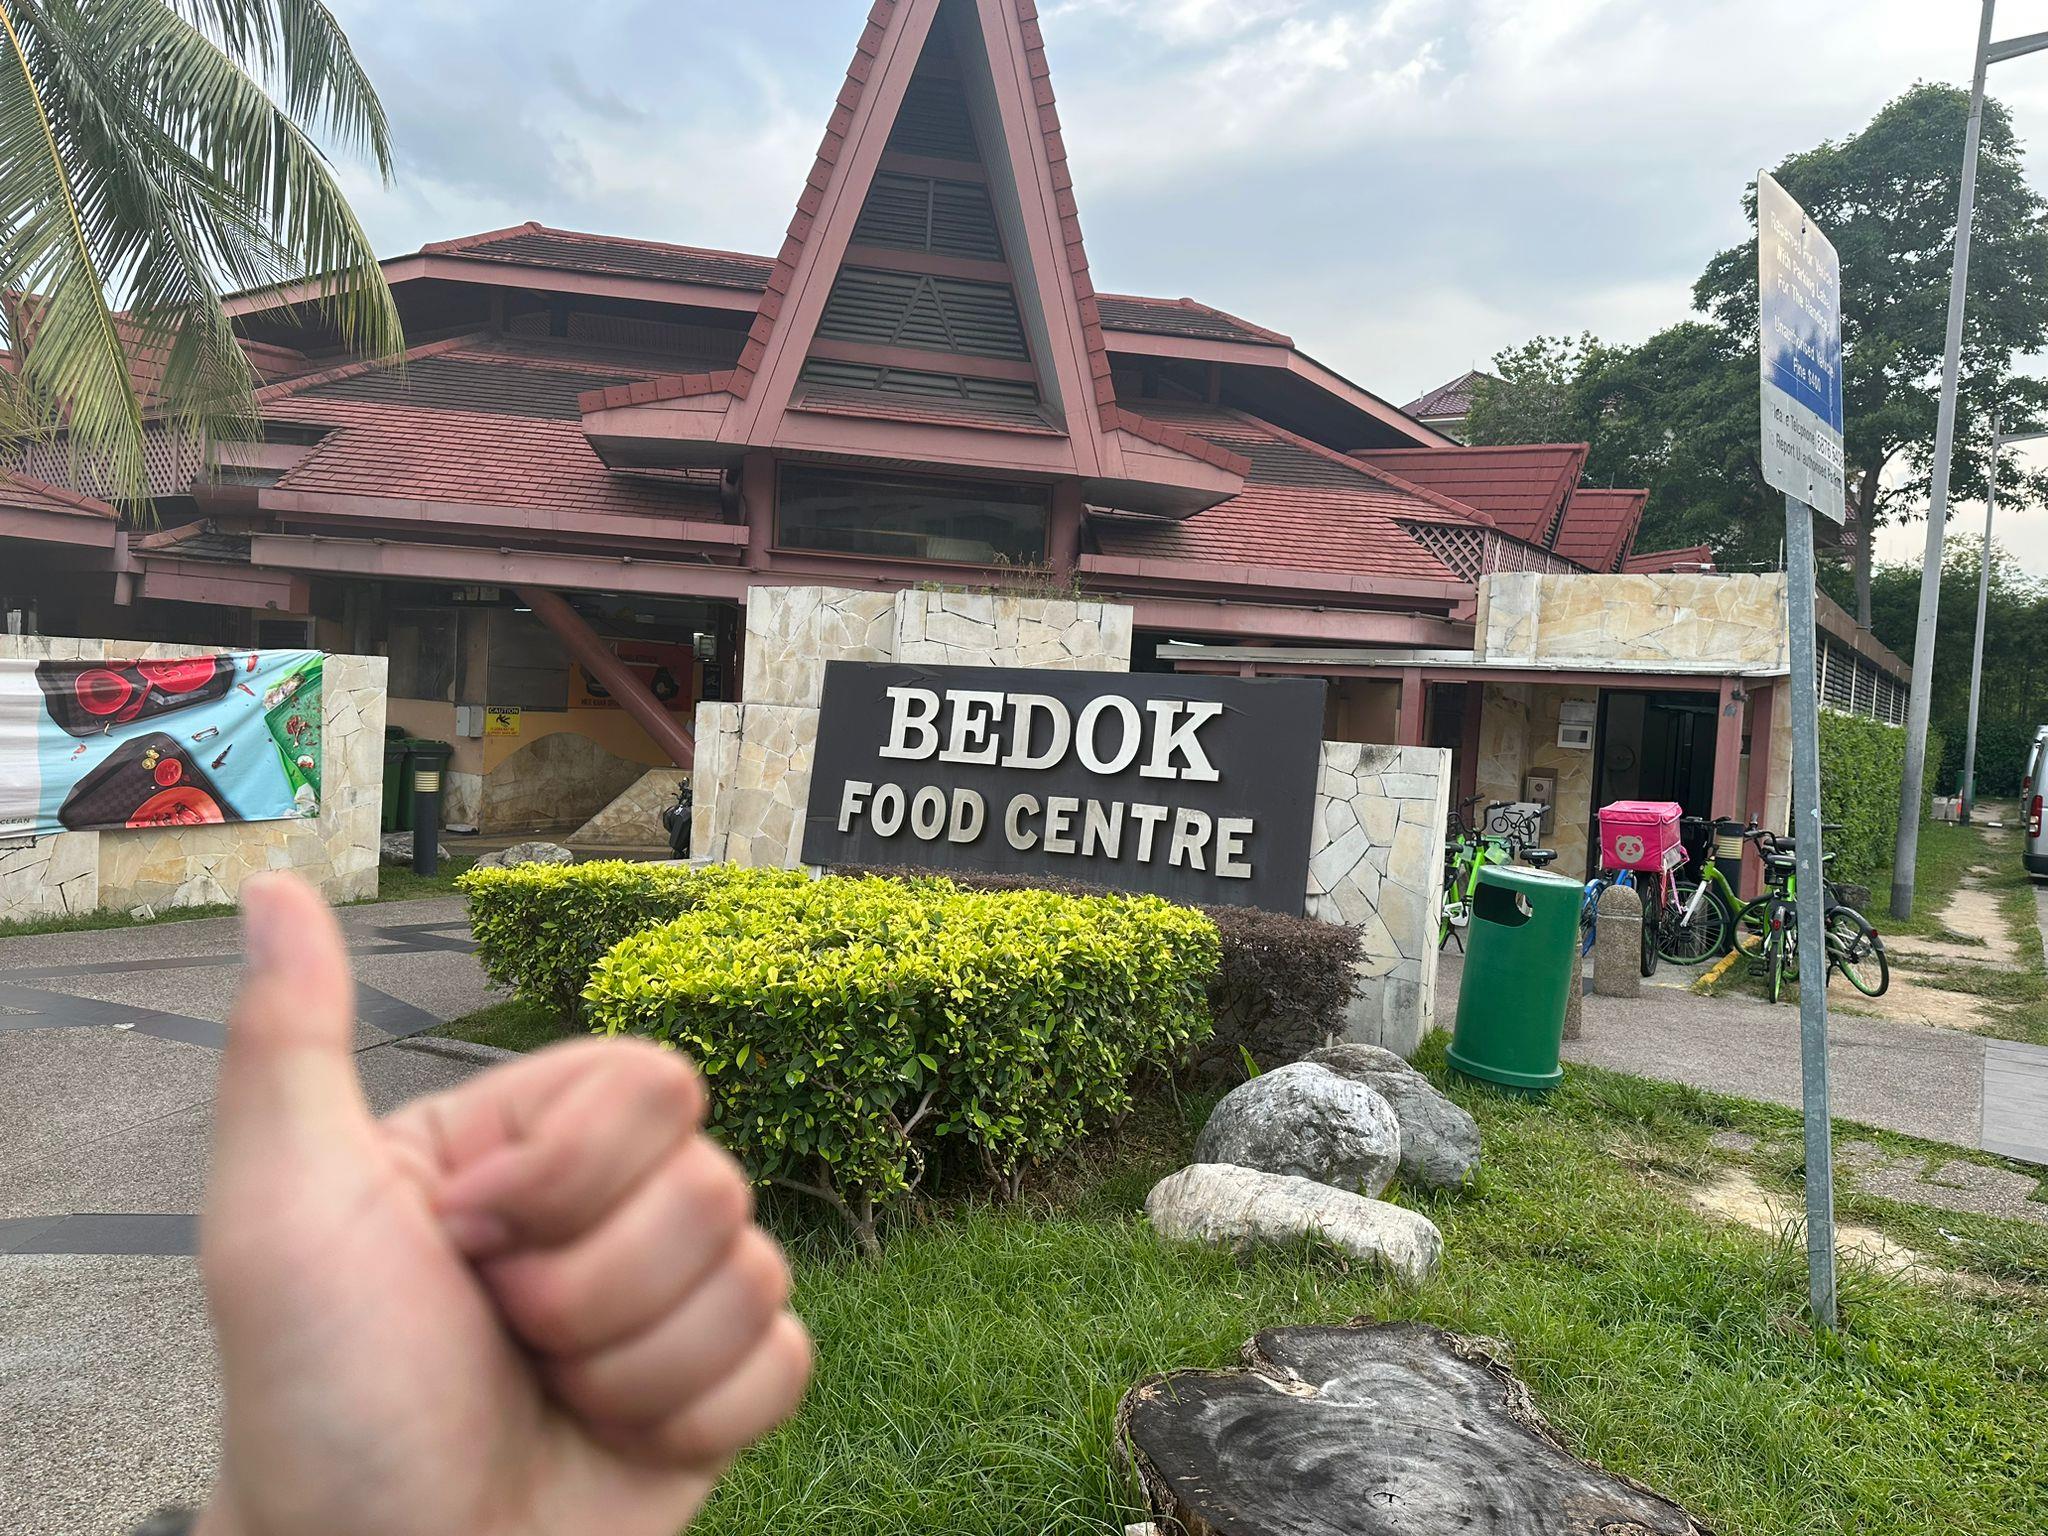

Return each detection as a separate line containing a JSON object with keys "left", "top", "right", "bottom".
{"left": 1440, "top": 797, "right": 1555, "bottom": 950}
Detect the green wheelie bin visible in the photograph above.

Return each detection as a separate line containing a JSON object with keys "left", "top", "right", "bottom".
{"left": 1447, "top": 863, "right": 1583, "bottom": 1092}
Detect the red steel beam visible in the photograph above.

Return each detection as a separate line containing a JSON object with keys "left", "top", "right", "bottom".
{"left": 517, "top": 587, "right": 694, "bottom": 770}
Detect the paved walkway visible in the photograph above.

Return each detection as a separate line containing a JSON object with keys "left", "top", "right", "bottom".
{"left": 0, "top": 898, "right": 501, "bottom": 1536}
{"left": 1438, "top": 874, "right": 2048, "bottom": 1167}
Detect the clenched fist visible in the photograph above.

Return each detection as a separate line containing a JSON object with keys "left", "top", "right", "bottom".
{"left": 193, "top": 872, "right": 810, "bottom": 1536}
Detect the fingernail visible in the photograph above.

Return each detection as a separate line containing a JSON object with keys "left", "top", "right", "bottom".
{"left": 240, "top": 875, "right": 287, "bottom": 977}
{"left": 440, "top": 1208, "right": 512, "bottom": 1259}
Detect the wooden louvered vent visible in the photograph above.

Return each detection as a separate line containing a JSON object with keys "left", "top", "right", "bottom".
{"left": 816, "top": 268, "right": 1028, "bottom": 360}
{"left": 888, "top": 76, "right": 979, "bottom": 161}
{"left": 853, "top": 173, "right": 1004, "bottom": 261}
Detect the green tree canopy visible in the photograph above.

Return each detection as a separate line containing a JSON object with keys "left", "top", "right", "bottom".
{"left": 1470, "top": 84, "right": 2048, "bottom": 610}
{"left": 0, "top": 0, "right": 402, "bottom": 507}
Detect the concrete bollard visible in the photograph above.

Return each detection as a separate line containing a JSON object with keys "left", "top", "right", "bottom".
{"left": 1561, "top": 962, "right": 1584, "bottom": 1041}
{"left": 1592, "top": 884, "right": 1642, "bottom": 999}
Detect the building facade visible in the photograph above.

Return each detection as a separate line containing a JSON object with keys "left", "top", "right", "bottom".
{"left": 1, "top": 0, "right": 1908, "bottom": 888}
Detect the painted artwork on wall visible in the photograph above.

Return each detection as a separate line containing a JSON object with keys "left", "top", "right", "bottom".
{"left": 0, "top": 651, "right": 325, "bottom": 837}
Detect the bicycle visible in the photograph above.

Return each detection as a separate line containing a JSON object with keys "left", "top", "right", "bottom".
{"left": 1752, "top": 840, "right": 1890, "bottom": 1002}
{"left": 1579, "top": 865, "right": 1652, "bottom": 974}
{"left": 1440, "top": 797, "right": 1555, "bottom": 950}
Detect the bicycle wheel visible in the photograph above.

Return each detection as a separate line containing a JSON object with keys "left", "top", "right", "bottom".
{"left": 1733, "top": 896, "right": 1771, "bottom": 958}
{"left": 1659, "top": 881, "right": 1731, "bottom": 966}
{"left": 1639, "top": 884, "right": 1661, "bottom": 978}
{"left": 1768, "top": 923, "right": 1787, "bottom": 1004}
{"left": 1826, "top": 908, "right": 1890, "bottom": 997}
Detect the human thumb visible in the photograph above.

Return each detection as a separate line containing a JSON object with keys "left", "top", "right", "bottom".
{"left": 213, "top": 871, "right": 374, "bottom": 1174}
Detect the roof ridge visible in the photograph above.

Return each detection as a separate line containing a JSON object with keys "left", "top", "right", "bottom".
{"left": 1, "top": 468, "right": 119, "bottom": 518}
{"left": 420, "top": 222, "right": 544, "bottom": 255}
{"left": 1104, "top": 405, "right": 1252, "bottom": 478}
{"left": 1355, "top": 441, "right": 1591, "bottom": 459}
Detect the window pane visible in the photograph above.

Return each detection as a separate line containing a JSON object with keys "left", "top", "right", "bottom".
{"left": 777, "top": 467, "right": 1048, "bottom": 566}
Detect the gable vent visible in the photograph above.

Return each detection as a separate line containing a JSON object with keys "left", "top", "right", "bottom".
{"left": 800, "top": 358, "right": 1039, "bottom": 409}
{"left": 817, "top": 268, "right": 1028, "bottom": 360}
{"left": 853, "top": 173, "right": 1004, "bottom": 261}
{"left": 888, "top": 75, "right": 979, "bottom": 162}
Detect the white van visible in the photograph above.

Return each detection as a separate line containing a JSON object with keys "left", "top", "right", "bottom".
{"left": 2025, "top": 727, "right": 2048, "bottom": 877}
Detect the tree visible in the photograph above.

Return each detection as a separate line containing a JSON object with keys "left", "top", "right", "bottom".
{"left": 1465, "top": 324, "right": 1787, "bottom": 568}
{"left": 1865, "top": 537, "right": 2048, "bottom": 796}
{"left": 1462, "top": 334, "right": 1596, "bottom": 448}
{"left": 0, "top": 0, "right": 402, "bottom": 507}
{"left": 1695, "top": 84, "right": 2048, "bottom": 625}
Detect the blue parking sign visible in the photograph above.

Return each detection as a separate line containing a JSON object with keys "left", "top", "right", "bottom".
{"left": 1758, "top": 172, "right": 1846, "bottom": 520}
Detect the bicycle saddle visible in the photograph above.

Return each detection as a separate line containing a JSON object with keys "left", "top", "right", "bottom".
{"left": 1524, "top": 849, "right": 1559, "bottom": 868}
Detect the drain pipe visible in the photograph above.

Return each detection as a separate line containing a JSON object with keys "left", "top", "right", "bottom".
{"left": 517, "top": 587, "right": 695, "bottom": 768}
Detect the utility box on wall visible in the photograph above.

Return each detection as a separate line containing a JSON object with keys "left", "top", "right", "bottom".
{"left": 1557, "top": 699, "right": 1596, "bottom": 750}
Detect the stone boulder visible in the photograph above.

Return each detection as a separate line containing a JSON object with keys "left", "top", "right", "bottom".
{"left": 1307, "top": 1043, "right": 1482, "bottom": 1190}
{"left": 471, "top": 841, "right": 575, "bottom": 871}
{"left": 380, "top": 832, "right": 448, "bottom": 867}
{"left": 1145, "top": 1164, "right": 1442, "bottom": 1286}
{"left": 1192, "top": 1061, "right": 1400, "bottom": 1198}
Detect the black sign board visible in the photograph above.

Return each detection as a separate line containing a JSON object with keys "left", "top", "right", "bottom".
{"left": 802, "top": 662, "right": 1326, "bottom": 914}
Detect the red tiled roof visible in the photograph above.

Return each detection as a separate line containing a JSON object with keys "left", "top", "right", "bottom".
{"left": 259, "top": 336, "right": 726, "bottom": 520}
{"left": 410, "top": 226, "right": 1293, "bottom": 351}
{"left": 1094, "top": 294, "right": 1291, "bottom": 347}
{"left": 1401, "top": 369, "right": 1493, "bottom": 420}
{"left": 1089, "top": 402, "right": 1477, "bottom": 582}
{"left": 424, "top": 223, "right": 775, "bottom": 292}
{"left": 0, "top": 469, "right": 118, "bottom": 519}
{"left": 1345, "top": 442, "right": 1586, "bottom": 546}
{"left": 1622, "top": 543, "right": 1714, "bottom": 574}
{"left": 1552, "top": 487, "right": 1649, "bottom": 573}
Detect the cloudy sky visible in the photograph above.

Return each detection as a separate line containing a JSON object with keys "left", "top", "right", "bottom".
{"left": 322, "top": 0, "right": 2048, "bottom": 574}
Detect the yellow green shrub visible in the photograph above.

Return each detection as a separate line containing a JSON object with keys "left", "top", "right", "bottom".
{"left": 458, "top": 860, "right": 808, "bottom": 1019}
{"left": 583, "top": 873, "right": 1218, "bottom": 1252}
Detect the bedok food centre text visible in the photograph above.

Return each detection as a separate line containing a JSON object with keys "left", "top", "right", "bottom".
{"left": 801, "top": 663, "right": 1325, "bottom": 913}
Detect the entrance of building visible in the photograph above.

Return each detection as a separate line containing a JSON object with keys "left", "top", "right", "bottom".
{"left": 1589, "top": 689, "right": 1718, "bottom": 865}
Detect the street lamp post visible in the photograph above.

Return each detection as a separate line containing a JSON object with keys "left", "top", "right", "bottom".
{"left": 1891, "top": 1, "right": 2048, "bottom": 915}
{"left": 1960, "top": 417, "right": 2048, "bottom": 821}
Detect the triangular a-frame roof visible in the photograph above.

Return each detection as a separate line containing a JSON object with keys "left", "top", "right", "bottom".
{"left": 579, "top": 0, "right": 1244, "bottom": 514}
{"left": 1552, "top": 486, "right": 1649, "bottom": 573}
{"left": 1345, "top": 442, "right": 1588, "bottom": 547}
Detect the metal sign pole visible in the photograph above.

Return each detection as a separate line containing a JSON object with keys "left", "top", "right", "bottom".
{"left": 1784, "top": 495, "right": 1838, "bottom": 1328}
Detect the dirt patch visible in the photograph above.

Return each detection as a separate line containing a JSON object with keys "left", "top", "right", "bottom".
{"left": 1934, "top": 884, "right": 2023, "bottom": 964}
{"left": 1682, "top": 1168, "right": 1994, "bottom": 1292}
{"left": 1831, "top": 970, "right": 1997, "bottom": 1033}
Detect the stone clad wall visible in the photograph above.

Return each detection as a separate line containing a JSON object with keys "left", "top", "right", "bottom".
{"left": 1479, "top": 572, "right": 1788, "bottom": 668}
{"left": 694, "top": 585, "right": 1449, "bottom": 1056}
{"left": 0, "top": 638, "right": 387, "bottom": 920}
{"left": 1308, "top": 743, "right": 1451, "bottom": 1057}
{"left": 1476, "top": 683, "right": 1598, "bottom": 880}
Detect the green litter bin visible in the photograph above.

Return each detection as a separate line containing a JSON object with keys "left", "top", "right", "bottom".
{"left": 381, "top": 735, "right": 408, "bottom": 832}
{"left": 1447, "top": 863, "right": 1583, "bottom": 1092}
{"left": 395, "top": 737, "right": 453, "bottom": 830}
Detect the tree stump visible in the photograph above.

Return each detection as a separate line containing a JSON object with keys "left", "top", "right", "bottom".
{"left": 1118, "top": 1321, "right": 1710, "bottom": 1535}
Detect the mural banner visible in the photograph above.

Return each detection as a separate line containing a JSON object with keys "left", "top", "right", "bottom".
{"left": 0, "top": 651, "right": 325, "bottom": 838}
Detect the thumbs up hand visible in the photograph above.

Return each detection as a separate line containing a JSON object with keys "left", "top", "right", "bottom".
{"left": 194, "top": 873, "right": 810, "bottom": 1536}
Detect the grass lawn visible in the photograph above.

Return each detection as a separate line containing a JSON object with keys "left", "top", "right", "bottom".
{"left": 0, "top": 857, "right": 476, "bottom": 941}
{"left": 434, "top": 1001, "right": 2048, "bottom": 1534}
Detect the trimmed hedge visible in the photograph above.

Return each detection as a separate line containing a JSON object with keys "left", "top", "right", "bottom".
{"left": 459, "top": 861, "right": 810, "bottom": 1019}
{"left": 583, "top": 873, "right": 1218, "bottom": 1253}
{"left": 846, "top": 865, "right": 1362, "bottom": 1072}
{"left": 1816, "top": 713, "right": 1943, "bottom": 887}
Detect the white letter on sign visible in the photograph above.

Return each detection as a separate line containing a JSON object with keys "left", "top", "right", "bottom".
{"left": 942, "top": 689, "right": 1005, "bottom": 765}
{"left": 1141, "top": 699, "right": 1223, "bottom": 782}
{"left": 838, "top": 779, "right": 873, "bottom": 832}
{"left": 1002, "top": 695, "right": 1071, "bottom": 771}
{"left": 1075, "top": 695, "right": 1142, "bottom": 774}
{"left": 880, "top": 687, "right": 941, "bottom": 761}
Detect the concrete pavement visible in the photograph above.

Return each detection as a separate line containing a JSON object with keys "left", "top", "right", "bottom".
{"left": 0, "top": 898, "right": 501, "bottom": 1536}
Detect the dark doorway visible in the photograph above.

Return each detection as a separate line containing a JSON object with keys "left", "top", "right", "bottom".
{"left": 1589, "top": 690, "right": 1719, "bottom": 865}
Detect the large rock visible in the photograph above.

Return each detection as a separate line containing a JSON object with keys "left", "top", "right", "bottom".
{"left": 471, "top": 841, "right": 574, "bottom": 871}
{"left": 380, "top": 832, "right": 448, "bottom": 867}
{"left": 1145, "top": 1164, "right": 1442, "bottom": 1287}
{"left": 1193, "top": 1061, "right": 1400, "bottom": 1197}
{"left": 1307, "top": 1043, "right": 1482, "bottom": 1190}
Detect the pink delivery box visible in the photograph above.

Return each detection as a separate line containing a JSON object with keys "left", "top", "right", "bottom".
{"left": 1597, "top": 800, "right": 1686, "bottom": 873}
